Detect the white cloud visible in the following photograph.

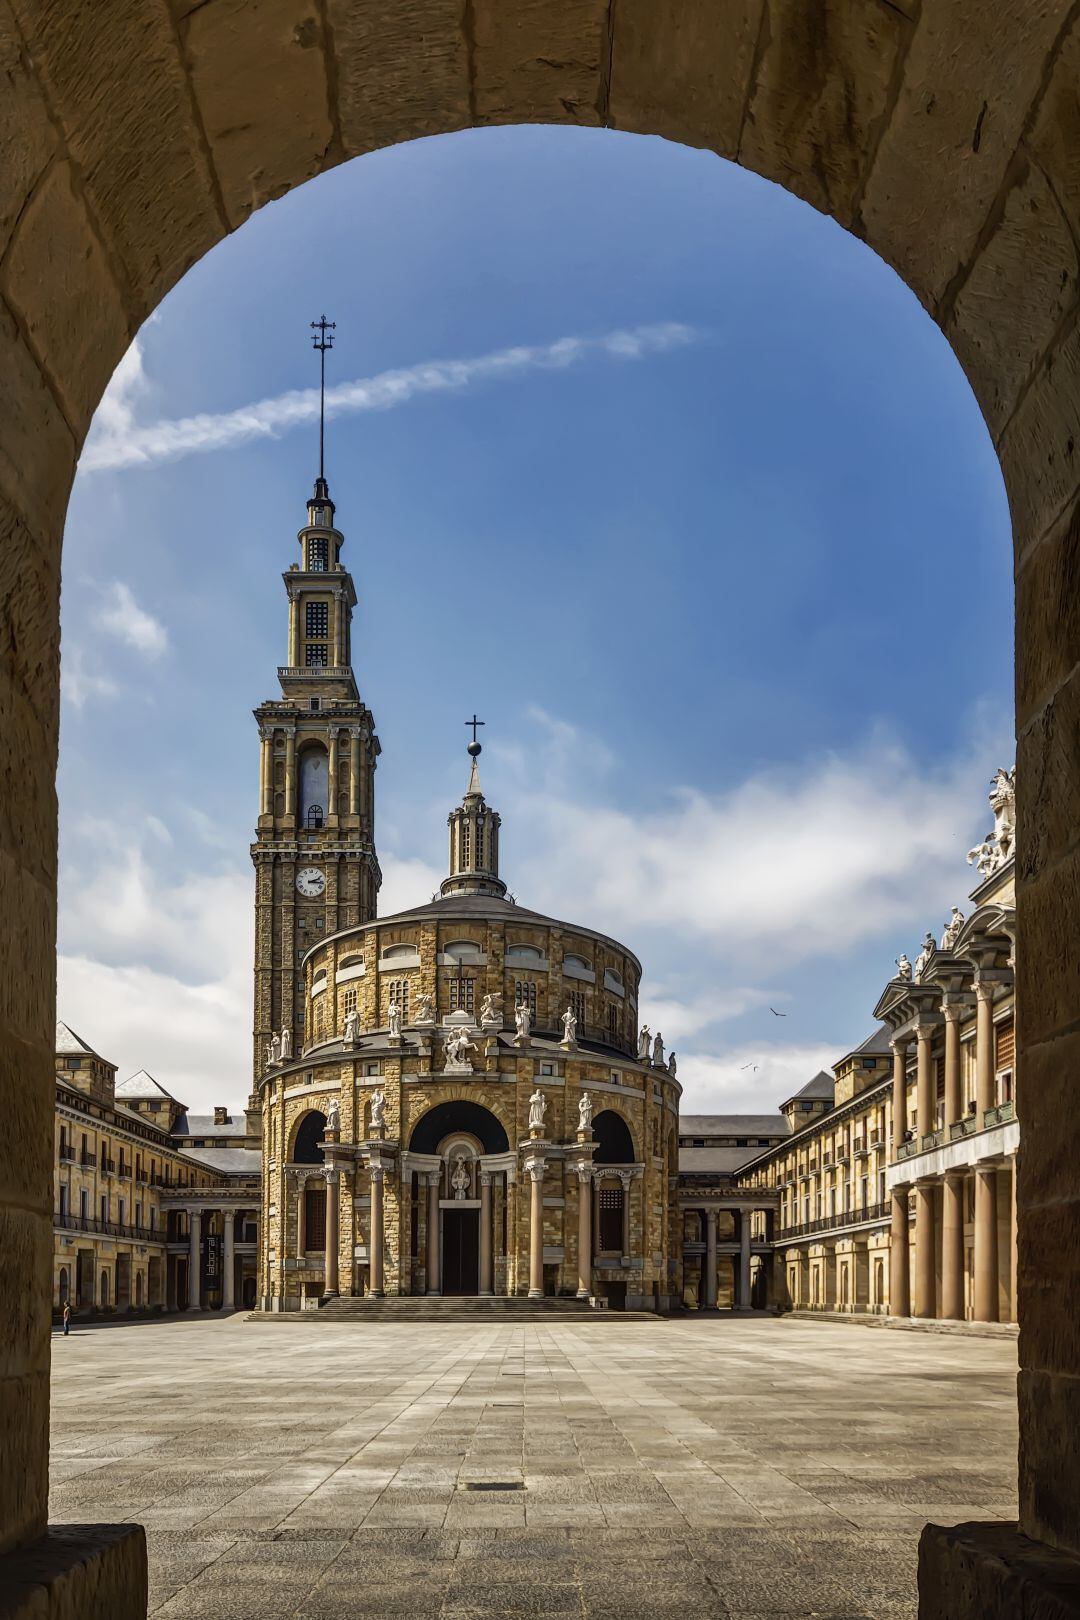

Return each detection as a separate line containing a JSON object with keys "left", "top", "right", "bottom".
{"left": 96, "top": 581, "right": 168, "bottom": 658}
{"left": 379, "top": 853, "right": 444, "bottom": 916}
{"left": 675, "top": 1041, "right": 842, "bottom": 1115}
{"left": 638, "top": 985, "right": 777, "bottom": 1043}
{"left": 510, "top": 719, "right": 1007, "bottom": 971}
{"left": 60, "top": 645, "right": 118, "bottom": 710}
{"left": 79, "top": 323, "right": 699, "bottom": 474}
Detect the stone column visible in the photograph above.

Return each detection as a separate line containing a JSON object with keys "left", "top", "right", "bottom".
{"left": 576, "top": 1166, "right": 592, "bottom": 1300}
{"left": 704, "top": 1209, "right": 718, "bottom": 1308}
{"left": 186, "top": 1209, "right": 201, "bottom": 1313}
{"left": 288, "top": 597, "right": 299, "bottom": 665}
{"left": 426, "top": 1174, "right": 440, "bottom": 1295}
{"left": 941, "top": 1172, "right": 965, "bottom": 1320}
{"left": 327, "top": 727, "right": 339, "bottom": 818}
{"left": 284, "top": 729, "right": 297, "bottom": 820}
{"left": 479, "top": 1171, "right": 493, "bottom": 1296}
{"left": 222, "top": 1209, "right": 235, "bottom": 1311}
{"left": 891, "top": 1037, "right": 909, "bottom": 1148}
{"left": 973, "top": 1165, "right": 999, "bottom": 1323}
{"left": 913, "top": 1182, "right": 936, "bottom": 1319}
{"left": 259, "top": 728, "right": 272, "bottom": 817}
{"left": 527, "top": 1158, "right": 545, "bottom": 1299}
{"left": 916, "top": 1022, "right": 936, "bottom": 1140}
{"left": 620, "top": 1173, "right": 631, "bottom": 1259}
{"left": 975, "top": 980, "right": 996, "bottom": 1123}
{"left": 739, "top": 1210, "right": 752, "bottom": 1309}
{"left": 370, "top": 1167, "right": 384, "bottom": 1298}
{"left": 943, "top": 1003, "right": 963, "bottom": 1130}
{"left": 890, "top": 1193, "right": 911, "bottom": 1317}
{"left": 349, "top": 727, "right": 361, "bottom": 817}
{"left": 322, "top": 1166, "right": 339, "bottom": 1301}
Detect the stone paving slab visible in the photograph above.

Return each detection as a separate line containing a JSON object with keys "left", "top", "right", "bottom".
{"left": 49, "top": 1315, "right": 1018, "bottom": 1618}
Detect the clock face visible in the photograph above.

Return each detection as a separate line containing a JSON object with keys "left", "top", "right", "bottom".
{"left": 296, "top": 866, "right": 326, "bottom": 898}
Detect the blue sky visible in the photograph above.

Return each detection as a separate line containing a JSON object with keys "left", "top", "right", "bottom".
{"left": 58, "top": 127, "right": 1014, "bottom": 1114}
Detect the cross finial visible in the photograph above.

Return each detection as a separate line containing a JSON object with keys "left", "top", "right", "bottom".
{"left": 465, "top": 715, "right": 485, "bottom": 747}
{"left": 309, "top": 316, "right": 336, "bottom": 484}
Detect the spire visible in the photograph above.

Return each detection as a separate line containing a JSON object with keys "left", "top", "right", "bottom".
{"left": 310, "top": 314, "right": 335, "bottom": 496}
{"left": 441, "top": 720, "right": 506, "bottom": 899}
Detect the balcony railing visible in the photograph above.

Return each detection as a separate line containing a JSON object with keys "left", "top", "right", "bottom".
{"left": 852, "top": 1139, "right": 868, "bottom": 1157}
{"left": 777, "top": 1201, "right": 889, "bottom": 1240}
{"left": 79, "top": 1151, "right": 96, "bottom": 1168}
{"left": 920, "top": 1129, "right": 944, "bottom": 1152}
{"left": 869, "top": 1129, "right": 881, "bottom": 1146}
{"left": 58, "top": 1144, "right": 75, "bottom": 1163}
{"left": 135, "top": 1170, "right": 149, "bottom": 1184}
{"left": 101, "top": 1157, "right": 116, "bottom": 1175}
{"left": 984, "top": 1100, "right": 1016, "bottom": 1129}
{"left": 897, "top": 1139, "right": 920, "bottom": 1161}
{"left": 53, "top": 1212, "right": 163, "bottom": 1243}
{"left": 949, "top": 1116, "right": 978, "bottom": 1140}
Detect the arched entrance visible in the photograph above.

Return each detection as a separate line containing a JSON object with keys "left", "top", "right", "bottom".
{"left": 2, "top": 10, "right": 1079, "bottom": 1614}
{"left": 408, "top": 1101, "right": 510, "bottom": 1297}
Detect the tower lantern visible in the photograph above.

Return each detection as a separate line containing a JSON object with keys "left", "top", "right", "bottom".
{"left": 441, "top": 719, "right": 506, "bottom": 899}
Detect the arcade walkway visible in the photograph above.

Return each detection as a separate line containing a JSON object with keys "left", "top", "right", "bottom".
{"left": 50, "top": 1316, "right": 1017, "bottom": 1618}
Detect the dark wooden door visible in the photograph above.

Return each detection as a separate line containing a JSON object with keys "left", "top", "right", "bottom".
{"left": 442, "top": 1209, "right": 479, "bottom": 1295}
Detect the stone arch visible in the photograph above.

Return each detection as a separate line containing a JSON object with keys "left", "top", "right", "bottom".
{"left": 1, "top": 5, "right": 1078, "bottom": 1605}
{"left": 592, "top": 1108, "right": 637, "bottom": 1165}
{"left": 290, "top": 1109, "right": 327, "bottom": 1165}
{"left": 409, "top": 1099, "right": 509, "bottom": 1156}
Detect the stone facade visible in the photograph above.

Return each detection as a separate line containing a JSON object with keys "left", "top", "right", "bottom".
{"left": 258, "top": 746, "right": 680, "bottom": 1312}
{"left": 736, "top": 841, "right": 1017, "bottom": 1325}
{"left": 53, "top": 1023, "right": 260, "bottom": 1318}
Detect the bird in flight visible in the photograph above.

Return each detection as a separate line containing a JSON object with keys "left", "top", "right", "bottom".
{"left": 739, "top": 1062, "right": 759, "bottom": 1072}
{"left": 769, "top": 1006, "right": 787, "bottom": 1017}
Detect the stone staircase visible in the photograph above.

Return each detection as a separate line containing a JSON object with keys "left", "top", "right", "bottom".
{"left": 253, "top": 1295, "right": 662, "bottom": 1323}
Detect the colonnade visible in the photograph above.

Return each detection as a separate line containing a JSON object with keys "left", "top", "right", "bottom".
{"left": 682, "top": 1205, "right": 759, "bottom": 1309}
{"left": 174, "top": 1203, "right": 254, "bottom": 1312}
{"left": 258, "top": 722, "right": 371, "bottom": 823}
{"left": 889, "top": 976, "right": 1012, "bottom": 1323}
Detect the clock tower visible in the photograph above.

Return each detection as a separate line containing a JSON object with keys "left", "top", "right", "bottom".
{"left": 250, "top": 319, "right": 381, "bottom": 1087}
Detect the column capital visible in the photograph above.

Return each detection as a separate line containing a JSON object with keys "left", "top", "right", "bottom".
{"left": 524, "top": 1158, "right": 546, "bottom": 1182}
{"left": 890, "top": 1034, "right": 910, "bottom": 1054}
{"left": 974, "top": 978, "right": 997, "bottom": 1003}
{"left": 370, "top": 1166, "right": 385, "bottom": 1184}
{"left": 575, "top": 1162, "right": 593, "bottom": 1184}
{"left": 479, "top": 1171, "right": 492, "bottom": 1187}
{"left": 914, "top": 1019, "right": 940, "bottom": 1040}
{"left": 942, "top": 1001, "right": 968, "bottom": 1024}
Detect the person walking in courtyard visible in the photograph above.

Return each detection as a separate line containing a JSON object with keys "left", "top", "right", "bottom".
{"left": 62, "top": 1301, "right": 70, "bottom": 1336}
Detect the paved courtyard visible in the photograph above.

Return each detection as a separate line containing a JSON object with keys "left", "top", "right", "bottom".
{"left": 49, "top": 1315, "right": 1018, "bottom": 1618}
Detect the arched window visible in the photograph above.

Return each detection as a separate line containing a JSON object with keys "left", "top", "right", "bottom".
{"left": 592, "top": 1109, "right": 636, "bottom": 1165}
{"left": 507, "top": 945, "right": 544, "bottom": 964}
{"left": 293, "top": 1111, "right": 327, "bottom": 1165}
{"left": 299, "top": 746, "right": 328, "bottom": 829}
{"left": 444, "top": 939, "right": 482, "bottom": 960}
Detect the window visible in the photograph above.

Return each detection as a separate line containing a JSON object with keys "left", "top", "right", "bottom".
{"left": 59, "top": 1185, "right": 68, "bottom": 1219}
{"left": 389, "top": 978, "right": 410, "bottom": 1021}
{"left": 364, "top": 1061, "right": 381, "bottom": 1077}
{"left": 515, "top": 980, "right": 537, "bottom": 1017}
{"left": 343, "top": 987, "right": 357, "bottom": 1016}
{"left": 570, "top": 989, "right": 587, "bottom": 1030}
{"left": 308, "top": 536, "right": 328, "bottom": 571}
{"left": 598, "top": 1187, "right": 623, "bottom": 1252}
{"left": 449, "top": 977, "right": 474, "bottom": 1015}
{"left": 119, "top": 1198, "right": 127, "bottom": 1226}
{"left": 305, "top": 643, "right": 328, "bottom": 667}
{"left": 99, "top": 1194, "right": 107, "bottom": 1223}
{"left": 304, "top": 1185, "right": 326, "bottom": 1250}
{"left": 461, "top": 823, "right": 471, "bottom": 866}
{"left": 606, "top": 1003, "right": 619, "bottom": 1040}
{"left": 305, "top": 601, "right": 328, "bottom": 638}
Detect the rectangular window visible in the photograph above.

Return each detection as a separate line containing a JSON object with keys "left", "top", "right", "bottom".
{"left": 305, "top": 601, "right": 328, "bottom": 638}
{"left": 389, "top": 978, "right": 410, "bottom": 1021}
{"left": 304, "top": 1185, "right": 327, "bottom": 1251}
{"left": 59, "top": 1185, "right": 68, "bottom": 1219}
{"left": 570, "top": 989, "right": 586, "bottom": 1030}
{"left": 449, "top": 977, "right": 474, "bottom": 1015}
{"left": 515, "top": 980, "right": 537, "bottom": 1016}
{"left": 80, "top": 1190, "right": 88, "bottom": 1220}
{"left": 598, "top": 1188, "right": 624, "bottom": 1252}
{"left": 305, "top": 643, "right": 328, "bottom": 667}
{"left": 343, "top": 987, "right": 357, "bottom": 1016}
{"left": 308, "top": 537, "right": 328, "bottom": 571}
{"left": 607, "top": 1002, "right": 619, "bottom": 1039}
{"left": 100, "top": 1194, "right": 107, "bottom": 1224}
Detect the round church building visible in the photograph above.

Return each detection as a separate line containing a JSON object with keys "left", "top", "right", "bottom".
{"left": 258, "top": 743, "right": 681, "bottom": 1311}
